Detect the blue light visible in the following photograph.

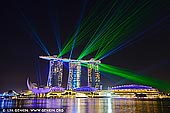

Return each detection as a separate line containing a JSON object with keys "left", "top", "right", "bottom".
{"left": 69, "top": 0, "right": 87, "bottom": 59}
{"left": 18, "top": 7, "right": 50, "bottom": 56}
{"left": 111, "top": 84, "right": 154, "bottom": 90}
{"left": 99, "top": 17, "right": 168, "bottom": 60}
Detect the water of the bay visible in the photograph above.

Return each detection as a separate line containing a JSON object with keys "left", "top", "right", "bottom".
{"left": 0, "top": 98, "right": 170, "bottom": 113}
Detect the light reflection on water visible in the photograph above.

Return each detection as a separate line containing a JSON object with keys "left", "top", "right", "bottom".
{"left": 0, "top": 98, "right": 170, "bottom": 113}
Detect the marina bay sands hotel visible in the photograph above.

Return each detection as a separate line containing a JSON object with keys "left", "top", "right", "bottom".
{"left": 40, "top": 55, "right": 101, "bottom": 90}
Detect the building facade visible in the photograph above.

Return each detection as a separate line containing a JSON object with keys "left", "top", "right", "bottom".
{"left": 67, "top": 61, "right": 81, "bottom": 90}
{"left": 88, "top": 62, "right": 100, "bottom": 89}
{"left": 39, "top": 55, "right": 101, "bottom": 90}
{"left": 47, "top": 60, "right": 63, "bottom": 87}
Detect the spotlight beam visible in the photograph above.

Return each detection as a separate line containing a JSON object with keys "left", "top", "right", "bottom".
{"left": 17, "top": 6, "right": 50, "bottom": 56}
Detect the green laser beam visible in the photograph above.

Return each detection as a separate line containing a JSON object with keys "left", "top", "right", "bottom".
{"left": 78, "top": 0, "right": 151, "bottom": 59}
{"left": 81, "top": 62, "right": 170, "bottom": 92}
{"left": 99, "top": 63, "right": 170, "bottom": 91}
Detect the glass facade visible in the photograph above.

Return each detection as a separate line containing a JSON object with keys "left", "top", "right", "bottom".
{"left": 47, "top": 60, "right": 63, "bottom": 87}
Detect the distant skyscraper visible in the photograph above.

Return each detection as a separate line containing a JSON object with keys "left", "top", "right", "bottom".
{"left": 88, "top": 61, "right": 100, "bottom": 89}
{"left": 67, "top": 61, "right": 81, "bottom": 90}
{"left": 47, "top": 60, "right": 63, "bottom": 87}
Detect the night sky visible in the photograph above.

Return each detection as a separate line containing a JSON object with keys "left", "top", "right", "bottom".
{"left": 0, "top": 0, "right": 170, "bottom": 93}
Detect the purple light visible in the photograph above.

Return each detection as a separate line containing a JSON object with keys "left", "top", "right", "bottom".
{"left": 31, "top": 88, "right": 51, "bottom": 94}
{"left": 111, "top": 84, "right": 155, "bottom": 90}
{"left": 74, "top": 86, "right": 98, "bottom": 92}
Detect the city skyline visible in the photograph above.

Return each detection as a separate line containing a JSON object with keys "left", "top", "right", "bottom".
{"left": 0, "top": 0, "right": 170, "bottom": 92}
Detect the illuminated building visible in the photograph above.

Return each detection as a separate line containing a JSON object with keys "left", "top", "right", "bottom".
{"left": 67, "top": 61, "right": 81, "bottom": 90}
{"left": 111, "top": 84, "right": 160, "bottom": 98}
{"left": 47, "top": 60, "right": 63, "bottom": 87}
{"left": 74, "top": 86, "right": 98, "bottom": 92}
{"left": 111, "top": 84, "right": 158, "bottom": 91}
{"left": 88, "top": 59, "right": 100, "bottom": 89}
{"left": 39, "top": 55, "right": 101, "bottom": 90}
